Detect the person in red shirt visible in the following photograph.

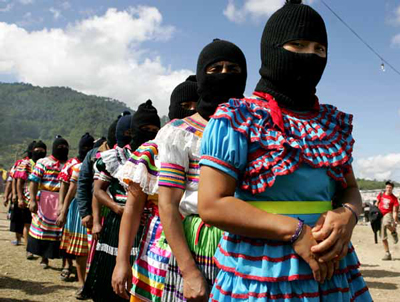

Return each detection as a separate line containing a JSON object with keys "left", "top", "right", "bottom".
{"left": 377, "top": 181, "right": 399, "bottom": 260}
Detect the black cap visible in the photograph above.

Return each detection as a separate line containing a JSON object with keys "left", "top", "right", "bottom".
{"left": 132, "top": 100, "right": 161, "bottom": 129}
{"left": 168, "top": 78, "right": 199, "bottom": 120}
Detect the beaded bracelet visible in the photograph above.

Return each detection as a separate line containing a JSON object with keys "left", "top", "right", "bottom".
{"left": 290, "top": 218, "right": 304, "bottom": 244}
{"left": 342, "top": 204, "right": 358, "bottom": 225}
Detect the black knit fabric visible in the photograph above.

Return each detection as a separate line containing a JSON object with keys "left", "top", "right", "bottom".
{"left": 130, "top": 100, "right": 160, "bottom": 151}
{"left": 32, "top": 140, "right": 47, "bottom": 162}
{"left": 255, "top": 0, "right": 328, "bottom": 111}
{"left": 107, "top": 111, "right": 131, "bottom": 148}
{"left": 26, "top": 140, "right": 37, "bottom": 159}
{"left": 116, "top": 115, "right": 133, "bottom": 148}
{"left": 196, "top": 39, "right": 247, "bottom": 120}
{"left": 52, "top": 135, "right": 69, "bottom": 161}
{"left": 78, "top": 133, "right": 95, "bottom": 161}
{"left": 168, "top": 78, "right": 199, "bottom": 120}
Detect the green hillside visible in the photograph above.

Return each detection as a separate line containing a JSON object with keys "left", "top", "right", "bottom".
{"left": 0, "top": 82, "right": 133, "bottom": 168}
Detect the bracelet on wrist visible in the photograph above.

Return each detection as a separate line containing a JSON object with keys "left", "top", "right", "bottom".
{"left": 290, "top": 218, "right": 304, "bottom": 244}
{"left": 342, "top": 204, "right": 358, "bottom": 225}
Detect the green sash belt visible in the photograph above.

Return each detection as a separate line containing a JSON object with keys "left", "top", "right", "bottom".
{"left": 248, "top": 201, "right": 332, "bottom": 215}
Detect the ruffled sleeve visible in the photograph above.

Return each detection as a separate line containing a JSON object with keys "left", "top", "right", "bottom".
{"left": 94, "top": 157, "right": 112, "bottom": 183}
{"left": 116, "top": 141, "right": 159, "bottom": 195}
{"left": 58, "top": 158, "right": 78, "bottom": 183}
{"left": 29, "top": 158, "right": 46, "bottom": 183}
{"left": 156, "top": 121, "right": 201, "bottom": 190}
{"left": 200, "top": 117, "right": 248, "bottom": 180}
{"left": 13, "top": 159, "right": 31, "bottom": 180}
{"left": 70, "top": 163, "right": 81, "bottom": 183}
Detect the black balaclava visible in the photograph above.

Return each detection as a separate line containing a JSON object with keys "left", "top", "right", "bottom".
{"left": 255, "top": 0, "right": 328, "bottom": 111}
{"left": 32, "top": 140, "right": 47, "bottom": 163}
{"left": 94, "top": 137, "right": 107, "bottom": 149}
{"left": 116, "top": 115, "right": 133, "bottom": 148}
{"left": 26, "top": 140, "right": 36, "bottom": 159}
{"left": 107, "top": 111, "right": 131, "bottom": 148}
{"left": 196, "top": 38, "right": 247, "bottom": 120}
{"left": 130, "top": 100, "right": 160, "bottom": 151}
{"left": 78, "top": 133, "right": 95, "bottom": 161}
{"left": 168, "top": 76, "right": 199, "bottom": 120}
{"left": 52, "top": 135, "right": 69, "bottom": 161}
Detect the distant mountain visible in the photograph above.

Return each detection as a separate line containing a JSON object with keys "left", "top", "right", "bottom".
{"left": 0, "top": 82, "right": 134, "bottom": 168}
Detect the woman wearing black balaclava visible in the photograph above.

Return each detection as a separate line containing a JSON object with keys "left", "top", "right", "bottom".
{"left": 149, "top": 39, "right": 247, "bottom": 302}
{"left": 27, "top": 136, "right": 69, "bottom": 269}
{"left": 83, "top": 106, "right": 159, "bottom": 302}
{"left": 198, "top": 1, "right": 372, "bottom": 301}
{"left": 13, "top": 140, "right": 46, "bottom": 259}
{"left": 9, "top": 141, "right": 39, "bottom": 247}
{"left": 55, "top": 133, "right": 94, "bottom": 296}
{"left": 112, "top": 87, "right": 198, "bottom": 301}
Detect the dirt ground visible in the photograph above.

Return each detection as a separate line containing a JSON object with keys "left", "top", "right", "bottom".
{"left": 0, "top": 202, "right": 399, "bottom": 301}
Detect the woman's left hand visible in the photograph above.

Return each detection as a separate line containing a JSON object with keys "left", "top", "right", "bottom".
{"left": 311, "top": 206, "right": 356, "bottom": 262}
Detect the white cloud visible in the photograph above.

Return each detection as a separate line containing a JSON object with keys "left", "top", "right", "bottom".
{"left": 224, "top": 0, "right": 318, "bottom": 24}
{"left": 49, "top": 7, "right": 62, "bottom": 20}
{"left": 224, "top": 0, "right": 283, "bottom": 23}
{"left": 0, "top": 6, "right": 192, "bottom": 115}
{"left": 355, "top": 153, "right": 400, "bottom": 181}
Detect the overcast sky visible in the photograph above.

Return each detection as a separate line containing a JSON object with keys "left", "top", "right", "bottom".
{"left": 1, "top": 0, "right": 400, "bottom": 181}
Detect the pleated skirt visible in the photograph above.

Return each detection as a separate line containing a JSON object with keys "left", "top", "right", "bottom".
{"left": 60, "top": 198, "right": 89, "bottom": 256}
{"left": 161, "top": 215, "right": 222, "bottom": 302}
{"left": 82, "top": 210, "right": 143, "bottom": 302}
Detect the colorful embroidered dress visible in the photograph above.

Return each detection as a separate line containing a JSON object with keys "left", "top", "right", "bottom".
{"left": 83, "top": 147, "right": 143, "bottom": 302}
{"left": 157, "top": 117, "right": 223, "bottom": 302}
{"left": 60, "top": 162, "right": 90, "bottom": 256}
{"left": 117, "top": 141, "right": 171, "bottom": 302}
{"left": 27, "top": 155, "right": 64, "bottom": 259}
{"left": 58, "top": 157, "right": 80, "bottom": 182}
{"left": 13, "top": 158, "right": 36, "bottom": 205}
{"left": 200, "top": 96, "right": 372, "bottom": 302}
{"left": 9, "top": 157, "right": 33, "bottom": 234}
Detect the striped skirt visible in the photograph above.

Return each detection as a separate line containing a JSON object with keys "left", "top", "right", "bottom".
{"left": 161, "top": 215, "right": 222, "bottom": 302}
{"left": 60, "top": 198, "right": 89, "bottom": 256}
{"left": 210, "top": 211, "right": 372, "bottom": 302}
{"left": 83, "top": 210, "right": 143, "bottom": 302}
{"left": 130, "top": 208, "right": 171, "bottom": 302}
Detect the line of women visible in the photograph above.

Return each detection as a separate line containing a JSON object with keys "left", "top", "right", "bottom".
{"left": 4, "top": 1, "right": 373, "bottom": 301}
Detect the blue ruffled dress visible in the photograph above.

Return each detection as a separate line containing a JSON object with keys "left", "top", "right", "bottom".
{"left": 199, "top": 95, "right": 372, "bottom": 302}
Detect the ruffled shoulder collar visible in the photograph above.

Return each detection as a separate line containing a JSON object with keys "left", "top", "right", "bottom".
{"left": 211, "top": 94, "right": 354, "bottom": 194}
{"left": 116, "top": 141, "right": 159, "bottom": 195}
{"left": 100, "top": 147, "right": 131, "bottom": 178}
{"left": 155, "top": 117, "right": 205, "bottom": 157}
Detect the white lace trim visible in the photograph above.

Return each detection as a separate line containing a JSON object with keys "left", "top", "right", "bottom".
{"left": 155, "top": 122, "right": 202, "bottom": 167}
{"left": 116, "top": 160, "right": 159, "bottom": 195}
{"left": 101, "top": 147, "right": 130, "bottom": 178}
{"left": 95, "top": 242, "right": 138, "bottom": 256}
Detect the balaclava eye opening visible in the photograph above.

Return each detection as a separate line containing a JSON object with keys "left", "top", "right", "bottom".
{"left": 168, "top": 76, "right": 199, "bottom": 120}
{"left": 32, "top": 140, "right": 47, "bottom": 163}
{"left": 52, "top": 135, "right": 69, "bottom": 161}
{"left": 78, "top": 133, "right": 95, "bottom": 161}
{"left": 255, "top": 0, "right": 328, "bottom": 111}
{"left": 130, "top": 100, "right": 160, "bottom": 151}
{"left": 116, "top": 115, "right": 133, "bottom": 148}
{"left": 196, "top": 38, "right": 247, "bottom": 120}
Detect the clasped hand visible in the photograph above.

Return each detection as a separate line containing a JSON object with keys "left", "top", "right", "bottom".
{"left": 293, "top": 207, "right": 355, "bottom": 284}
